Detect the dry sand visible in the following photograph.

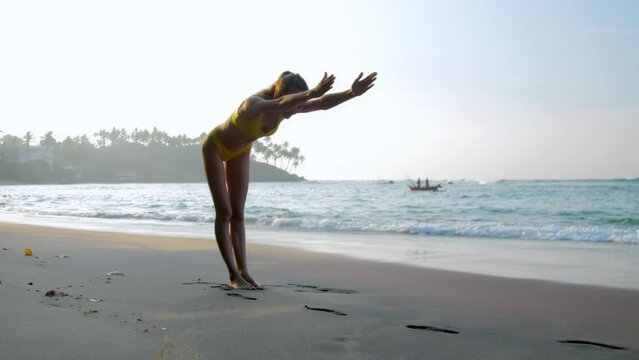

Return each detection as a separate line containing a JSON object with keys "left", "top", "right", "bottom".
{"left": 1, "top": 222, "right": 638, "bottom": 359}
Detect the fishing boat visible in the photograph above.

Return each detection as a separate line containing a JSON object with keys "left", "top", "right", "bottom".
{"left": 409, "top": 184, "right": 442, "bottom": 191}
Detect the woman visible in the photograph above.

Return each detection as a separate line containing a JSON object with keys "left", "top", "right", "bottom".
{"left": 202, "top": 71, "right": 377, "bottom": 289}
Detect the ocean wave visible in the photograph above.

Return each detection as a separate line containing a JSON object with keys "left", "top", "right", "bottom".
{"left": 20, "top": 209, "right": 215, "bottom": 224}
{"left": 254, "top": 216, "right": 639, "bottom": 244}
{"left": 400, "top": 222, "right": 639, "bottom": 244}
{"left": 6, "top": 206, "right": 638, "bottom": 244}
{"left": 2, "top": 181, "right": 638, "bottom": 245}
{"left": 608, "top": 218, "right": 639, "bottom": 226}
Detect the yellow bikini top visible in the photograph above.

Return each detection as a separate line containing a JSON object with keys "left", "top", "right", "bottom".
{"left": 230, "top": 107, "right": 284, "bottom": 137}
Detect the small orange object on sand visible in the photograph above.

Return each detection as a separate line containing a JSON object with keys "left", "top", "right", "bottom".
{"left": 24, "top": 248, "right": 33, "bottom": 256}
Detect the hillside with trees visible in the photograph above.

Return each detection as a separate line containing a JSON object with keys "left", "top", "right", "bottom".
{"left": 0, "top": 128, "right": 305, "bottom": 183}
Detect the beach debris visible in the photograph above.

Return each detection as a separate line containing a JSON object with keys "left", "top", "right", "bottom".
{"left": 55, "top": 255, "right": 69, "bottom": 258}
{"left": 45, "top": 290, "right": 69, "bottom": 297}
{"left": 406, "top": 324, "right": 459, "bottom": 334}
{"left": 24, "top": 248, "right": 33, "bottom": 256}
{"left": 88, "top": 298, "right": 103, "bottom": 303}
{"left": 2, "top": 247, "right": 8, "bottom": 251}
{"left": 83, "top": 309, "right": 99, "bottom": 315}
{"left": 28, "top": 282, "right": 33, "bottom": 286}
{"left": 105, "top": 271, "right": 125, "bottom": 277}
{"left": 304, "top": 305, "right": 347, "bottom": 316}
{"left": 160, "top": 328, "right": 167, "bottom": 331}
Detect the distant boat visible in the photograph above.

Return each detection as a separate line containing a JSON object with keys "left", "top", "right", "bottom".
{"left": 409, "top": 184, "right": 442, "bottom": 191}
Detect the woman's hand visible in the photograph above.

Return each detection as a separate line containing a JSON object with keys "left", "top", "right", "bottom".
{"left": 351, "top": 72, "right": 377, "bottom": 96}
{"left": 310, "top": 72, "right": 335, "bottom": 98}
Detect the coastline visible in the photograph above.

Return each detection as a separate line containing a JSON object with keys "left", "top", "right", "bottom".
{"left": 2, "top": 214, "right": 637, "bottom": 290}
{"left": 1, "top": 222, "right": 639, "bottom": 359}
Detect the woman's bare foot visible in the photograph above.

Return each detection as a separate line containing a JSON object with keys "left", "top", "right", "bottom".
{"left": 229, "top": 275, "right": 254, "bottom": 290}
{"left": 240, "top": 272, "right": 262, "bottom": 289}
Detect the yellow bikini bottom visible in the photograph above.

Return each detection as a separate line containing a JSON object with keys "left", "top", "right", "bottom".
{"left": 207, "top": 128, "right": 252, "bottom": 162}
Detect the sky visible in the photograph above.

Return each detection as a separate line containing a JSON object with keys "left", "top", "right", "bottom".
{"left": 1, "top": 0, "right": 638, "bottom": 180}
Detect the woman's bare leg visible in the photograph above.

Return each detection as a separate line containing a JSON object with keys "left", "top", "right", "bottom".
{"left": 225, "top": 149, "right": 261, "bottom": 289}
{"left": 202, "top": 140, "right": 254, "bottom": 289}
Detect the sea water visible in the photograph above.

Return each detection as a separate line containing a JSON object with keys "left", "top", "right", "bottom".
{"left": 1, "top": 180, "right": 638, "bottom": 288}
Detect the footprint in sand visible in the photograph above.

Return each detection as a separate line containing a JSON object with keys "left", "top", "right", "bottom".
{"left": 558, "top": 339, "right": 627, "bottom": 350}
{"left": 227, "top": 292, "right": 258, "bottom": 301}
{"left": 304, "top": 305, "right": 347, "bottom": 316}
{"left": 288, "top": 283, "right": 356, "bottom": 294}
{"left": 182, "top": 280, "right": 234, "bottom": 290}
{"left": 181, "top": 280, "right": 216, "bottom": 285}
{"left": 406, "top": 324, "right": 459, "bottom": 335}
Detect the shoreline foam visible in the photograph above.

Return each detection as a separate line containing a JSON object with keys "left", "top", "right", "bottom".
{"left": 1, "top": 219, "right": 638, "bottom": 290}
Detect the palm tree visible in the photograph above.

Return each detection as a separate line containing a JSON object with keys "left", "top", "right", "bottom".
{"left": 2, "top": 134, "right": 23, "bottom": 161}
{"left": 293, "top": 155, "right": 305, "bottom": 171}
{"left": 271, "top": 143, "right": 282, "bottom": 168}
{"left": 280, "top": 141, "right": 290, "bottom": 170}
{"left": 253, "top": 140, "right": 266, "bottom": 162}
{"left": 139, "top": 129, "right": 151, "bottom": 145}
{"left": 119, "top": 128, "right": 129, "bottom": 143}
{"left": 286, "top": 147, "right": 300, "bottom": 172}
{"left": 24, "top": 131, "right": 33, "bottom": 151}
{"left": 78, "top": 135, "right": 93, "bottom": 151}
{"left": 108, "top": 127, "right": 120, "bottom": 146}
{"left": 39, "top": 131, "right": 57, "bottom": 150}
{"left": 263, "top": 148, "right": 274, "bottom": 165}
{"left": 150, "top": 127, "right": 160, "bottom": 145}
{"left": 94, "top": 129, "right": 108, "bottom": 147}
{"left": 130, "top": 128, "right": 138, "bottom": 143}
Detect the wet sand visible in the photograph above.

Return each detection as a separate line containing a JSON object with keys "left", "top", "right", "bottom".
{"left": 1, "top": 222, "right": 638, "bottom": 359}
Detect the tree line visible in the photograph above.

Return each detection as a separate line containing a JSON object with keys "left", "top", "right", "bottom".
{"left": 0, "top": 128, "right": 305, "bottom": 183}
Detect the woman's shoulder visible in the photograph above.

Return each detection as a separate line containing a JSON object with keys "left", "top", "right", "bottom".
{"left": 239, "top": 95, "right": 271, "bottom": 119}
{"left": 243, "top": 94, "right": 270, "bottom": 107}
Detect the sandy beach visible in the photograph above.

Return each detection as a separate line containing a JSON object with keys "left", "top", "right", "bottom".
{"left": 1, "top": 222, "right": 638, "bottom": 359}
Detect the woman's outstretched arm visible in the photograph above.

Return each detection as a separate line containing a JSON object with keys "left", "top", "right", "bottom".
{"left": 300, "top": 72, "right": 377, "bottom": 113}
{"left": 240, "top": 73, "right": 335, "bottom": 118}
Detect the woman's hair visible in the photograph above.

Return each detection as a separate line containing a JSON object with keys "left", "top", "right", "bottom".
{"left": 274, "top": 71, "right": 309, "bottom": 96}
